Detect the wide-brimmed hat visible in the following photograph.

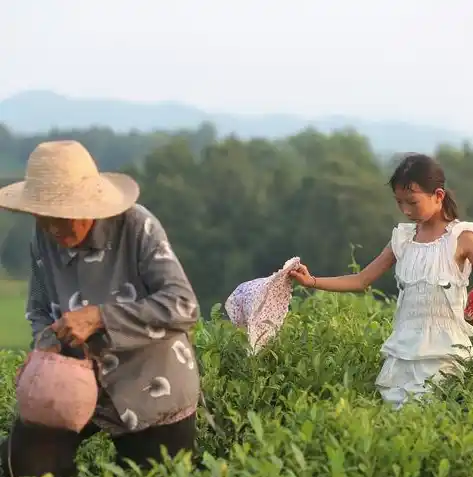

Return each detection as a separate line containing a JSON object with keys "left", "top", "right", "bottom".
{"left": 0, "top": 140, "right": 140, "bottom": 219}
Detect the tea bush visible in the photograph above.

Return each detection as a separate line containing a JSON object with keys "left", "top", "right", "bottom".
{"left": 1, "top": 288, "right": 473, "bottom": 476}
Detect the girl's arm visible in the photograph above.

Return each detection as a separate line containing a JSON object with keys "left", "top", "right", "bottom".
{"left": 456, "top": 231, "right": 473, "bottom": 270}
{"left": 454, "top": 231, "right": 473, "bottom": 322}
{"left": 289, "top": 244, "right": 396, "bottom": 292}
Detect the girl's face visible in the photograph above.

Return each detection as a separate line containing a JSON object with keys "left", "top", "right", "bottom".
{"left": 394, "top": 182, "right": 445, "bottom": 223}
{"left": 35, "top": 216, "right": 94, "bottom": 248}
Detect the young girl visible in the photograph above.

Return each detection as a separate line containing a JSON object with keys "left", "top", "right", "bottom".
{"left": 290, "top": 153, "right": 473, "bottom": 409}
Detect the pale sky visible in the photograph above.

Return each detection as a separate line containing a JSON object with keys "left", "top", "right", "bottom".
{"left": 1, "top": 0, "right": 472, "bottom": 131}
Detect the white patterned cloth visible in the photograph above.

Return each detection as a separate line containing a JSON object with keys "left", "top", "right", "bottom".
{"left": 225, "top": 257, "right": 300, "bottom": 353}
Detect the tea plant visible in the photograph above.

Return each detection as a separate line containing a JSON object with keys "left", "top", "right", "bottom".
{"left": 1, "top": 288, "right": 473, "bottom": 476}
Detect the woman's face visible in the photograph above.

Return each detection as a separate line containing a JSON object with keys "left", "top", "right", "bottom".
{"left": 35, "top": 216, "right": 94, "bottom": 248}
{"left": 394, "top": 182, "right": 445, "bottom": 223}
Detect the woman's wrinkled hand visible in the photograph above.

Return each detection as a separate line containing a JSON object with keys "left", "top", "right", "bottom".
{"left": 52, "top": 305, "right": 104, "bottom": 348}
{"left": 288, "top": 264, "right": 316, "bottom": 288}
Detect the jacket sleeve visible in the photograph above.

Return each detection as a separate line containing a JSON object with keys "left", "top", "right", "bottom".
{"left": 99, "top": 208, "right": 200, "bottom": 351}
{"left": 26, "top": 243, "right": 62, "bottom": 351}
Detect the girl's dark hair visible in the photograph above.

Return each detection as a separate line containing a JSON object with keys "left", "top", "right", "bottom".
{"left": 388, "top": 153, "right": 458, "bottom": 220}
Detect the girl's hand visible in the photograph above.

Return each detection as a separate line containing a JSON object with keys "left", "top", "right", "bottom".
{"left": 289, "top": 264, "right": 316, "bottom": 288}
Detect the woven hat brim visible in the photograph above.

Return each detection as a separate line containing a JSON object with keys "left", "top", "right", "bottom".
{"left": 0, "top": 172, "right": 140, "bottom": 219}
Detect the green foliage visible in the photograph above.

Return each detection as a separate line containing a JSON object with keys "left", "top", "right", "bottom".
{"left": 132, "top": 129, "right": 403, "bottom": 313}
{"left": 2, "top": 291, "right": 473, "bottom": 476}
{"left": 0, "top": 214, "right": 34, "bottom": 279}
{"left": 0, "top": 280, "right": 31, "bottom": 349}
{"left": 3, "top": 125, "right": 473, "bottom": 313}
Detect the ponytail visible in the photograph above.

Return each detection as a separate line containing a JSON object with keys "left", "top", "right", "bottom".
{"left": 442, "top": 189, "right": 459, "bottom": 221}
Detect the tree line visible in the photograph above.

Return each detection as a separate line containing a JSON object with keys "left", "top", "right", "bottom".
{"left": 1, "top": 122, "right": 473, "bottom": 314}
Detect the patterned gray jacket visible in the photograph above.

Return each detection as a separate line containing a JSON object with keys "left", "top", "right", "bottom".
{"left": 26, "top": 204, "right": 201, "bottom": 435}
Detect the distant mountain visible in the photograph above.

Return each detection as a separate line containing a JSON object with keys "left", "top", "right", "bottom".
{"left": 0, "top": 90, "right": 470, "bottom": 154}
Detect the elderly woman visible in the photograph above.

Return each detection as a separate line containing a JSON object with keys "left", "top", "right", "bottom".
{"left": 0, "top": 140, "right": 201, "bottom": 477}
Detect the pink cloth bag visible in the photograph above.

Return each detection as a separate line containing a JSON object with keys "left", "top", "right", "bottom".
{"left": 225, "top": 257, "right": 300, "bottom": 353}
{"left": 16, "top": 327, "right": 98, "bottom": 433}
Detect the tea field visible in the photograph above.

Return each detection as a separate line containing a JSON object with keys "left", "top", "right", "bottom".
{"left": 1, "top": 286, "right": 473, "bottom": 476}
{"left": 0, "top": 280, "right": 30, "bottom": 349}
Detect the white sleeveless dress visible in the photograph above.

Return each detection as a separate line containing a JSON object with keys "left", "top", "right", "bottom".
{"left": 376, "top": 220, "right": 473, "bottom": 408}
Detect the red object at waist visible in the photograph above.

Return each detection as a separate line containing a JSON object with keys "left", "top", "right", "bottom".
{"left": 465, "top": 289, "right": 473, "bottom": 321}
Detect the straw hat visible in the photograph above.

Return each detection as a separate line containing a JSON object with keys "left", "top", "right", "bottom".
{"left": 0, "top": 140, "right": 140, "bottom": 219}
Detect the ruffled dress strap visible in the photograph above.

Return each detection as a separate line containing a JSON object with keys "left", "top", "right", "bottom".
{"left": 449, "top": 220, "right": 473, "bottom": 238}
{"left": 390, "top": 223, "right": 416, "bottom": 261}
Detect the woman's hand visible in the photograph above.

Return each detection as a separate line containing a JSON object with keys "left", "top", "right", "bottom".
{"left": 52, "top": 305, "right": 104, "bottom": 348}
{"left": 288, "top": 264, "right": 316, "bottom": 288}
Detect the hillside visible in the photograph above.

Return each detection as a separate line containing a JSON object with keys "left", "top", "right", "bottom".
{"left": 0, "top": 91, "right": 470, "bottom": 154}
